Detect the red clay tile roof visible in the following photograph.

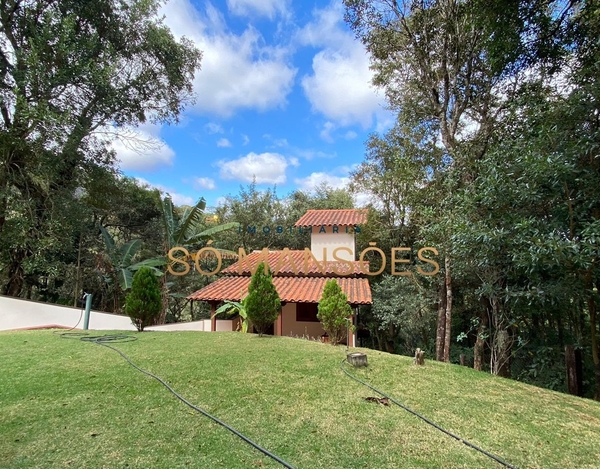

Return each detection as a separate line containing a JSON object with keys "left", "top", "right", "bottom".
{"left": 294, "top": 209, "right": 367, "bottom": 227}
{"left": 187, "top": 276, "right": 372, "bottom": 305}
{"left": 221, "top": 249, "right": 368, "bottom": 277}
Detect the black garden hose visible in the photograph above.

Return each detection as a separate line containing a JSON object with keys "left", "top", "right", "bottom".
{"left": 60, "top": 332, "right": 295, "bottom": 469}
{"left": 340, "top": 358, "right": 518, "bottom": 469}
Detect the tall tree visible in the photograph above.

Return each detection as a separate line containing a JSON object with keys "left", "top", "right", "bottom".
{"left": 0, "top": 0, "right": 201, "bottom": 296}
{"left": 345, "top": 0, "right": 504, "bottom": 362}
{"left": 344, "top": 0, "right": 572, "bottom": 366}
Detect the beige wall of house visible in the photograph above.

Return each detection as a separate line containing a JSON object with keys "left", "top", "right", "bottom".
{"left": 280, "top": 303, "right": 325, "bottom": 339}
{"left": 310, "top": 227, "right": 356, "bottom": 261}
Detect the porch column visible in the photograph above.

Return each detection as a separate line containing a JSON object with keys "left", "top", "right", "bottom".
{"left": 348, "top": 307, "right": 357, "bottom": 347}
{"left": 210, "top": 302, "right": 216, "bottom": 332}
{"left": 276, "top": 310, "right": 283, "bottom": 336}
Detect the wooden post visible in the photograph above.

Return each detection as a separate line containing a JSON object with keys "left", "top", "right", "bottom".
{"left": 414, "top": 348, "right": 425, "bottom": 366}
{"left": 210, "top": 302, "right": 216, "bottom": 332}
{"left": 565, "top": 345, "right": 583, "bottom": 396}
{"left": 275, "top": 312, "right": 282, "bottom": 336}
{"left": 460, "top": 354, "right": 466, "bottom": 366}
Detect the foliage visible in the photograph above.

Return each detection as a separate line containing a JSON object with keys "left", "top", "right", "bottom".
{"left": 125, "top": 267, "right": 162, "bottom": 331}
{"left": 318, "top": 279, "right": 354, "bottom": 345}
{"left": 214, "top": 181, "right": 355, "bottom": 253}
{"left": 95, "top": 224, "right": 163, "bottom": 313}
{"left": 0, "top": 0, "right": 201, "bottom": 297}
{"left": 370, "top": 275, "right": 437, "bottom": 355}
{"left": 215, "top": 300, "right": 249, "bottom": 333}
{"left": 157, "top": 195, "right": 239, "bottom": 323}
{"left": 244, "top": 262, "right": 281, "bottom": 336}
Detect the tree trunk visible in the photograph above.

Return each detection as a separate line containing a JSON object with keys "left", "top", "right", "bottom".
{"left": 565, "top": 345, "right": 583, "bottom": 397}
{"left": 443, "top": 256, "right": 452, "bottom": 363}
{"left": 4, "top": 247, "right": 27, "bottom": 297}
{"left": 384, "top": 323, "right": 395, "bottom": 354}
{"left": 474, "top": 310, "right": 488, "bottom": 371}
{"left": 494, "top": 328, "right": 511, "bottom": 377}
{"left": 436, "top": 281, "right": 447, "bottom": 361}
{"left": 157, "top": 273, "right": 169, "bottom": 324}
{"left": 589, "top": 294, "right": 600, "bottom": 401}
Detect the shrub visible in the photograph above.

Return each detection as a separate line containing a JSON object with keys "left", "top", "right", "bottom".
{"left": 318, "top": 279, "right": 353, "bottom": 345}
{"left": 245, "top": 262, "right": 281, "bottom": 336}
{"left": 125, "top": 267, "right": 162, "bottom": 332}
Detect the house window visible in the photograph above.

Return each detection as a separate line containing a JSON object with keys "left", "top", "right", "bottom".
{"left": 296, "top": 303, "right": 320, "bottom": 322}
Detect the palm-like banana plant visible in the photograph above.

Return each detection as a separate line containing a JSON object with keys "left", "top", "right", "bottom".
{"left": 215, "top": 300, "right": 249, "bottom": 333}
{"left": 158, "top": 196, "right": 239, "bottom": 323}
{"left": 96, "top": 225, "right": 164, "bottom": 312}
{"left": 161, "top": 196, "right": 239, "bottom": 264}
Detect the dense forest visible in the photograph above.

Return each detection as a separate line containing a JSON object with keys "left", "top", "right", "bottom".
{"left": 1, "top": 0, "right": 599, "bottom": 400}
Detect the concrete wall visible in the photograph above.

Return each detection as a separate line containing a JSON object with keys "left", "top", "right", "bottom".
{"left": 280, "top": 303, "right": 325, "bottom": 339}
{"left": 0, "top": 296, "right": 235, "bottom": 332}
{"left": 310, "top": 226, "right": 355, "bottom": 261}
{"left": 147, "top": 319, "right": 235, "bottom": 332}
{"left": 0, "top": 295, "right": 137, "bottom": 331}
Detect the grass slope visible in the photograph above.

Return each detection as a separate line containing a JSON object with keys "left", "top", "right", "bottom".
{"left": 1, "top": 331, "right": 599, "bottom": 469}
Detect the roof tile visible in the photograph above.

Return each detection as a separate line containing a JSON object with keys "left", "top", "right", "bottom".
{"left": 222, "top": 250, "right": 367, "bottom": 277}
{"left": 294, "top": 209, "right": 367, "bottom": 227}
{"left": 187, "top": 277, "right": 372, "bottom": 305}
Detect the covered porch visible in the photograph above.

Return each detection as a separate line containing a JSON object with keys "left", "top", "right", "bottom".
{"left": 187, "top": 276, "right": 372, "bottom": 346}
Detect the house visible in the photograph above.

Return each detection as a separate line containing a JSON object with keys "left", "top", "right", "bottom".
{"left": 186, "top": 209, "right": 372, "bottom": 345}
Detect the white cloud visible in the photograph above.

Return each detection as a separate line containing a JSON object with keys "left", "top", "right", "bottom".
{"left": 218, "top": 152, "right": 293, "bottom": 184}
{"left": 242, "top": 134, "right": 250, "bottom": 145}
{"left": 344, "top": 130, "right": 358, "bottom": 140}
{"left": 263, "top": 135, "right": 336, "bottom": 159}
{"left": 215, "top": 196, "right": 228, "bottom": 207}
{"left": 161, "top": 0, "right": 296, "bottom": 117}
{"left": 294, "top": 171, "right": 373, "bottom": 207}
{"left": 320, "top": 121, "right": 336, "bottom": 143}
{"left": 205, "top": 122, "right": 224, "bottom": 134}
{"left": 227, "top": 0, "right": 289, "bottom": 19}
{"left": 297, "top": 3, "right": 388, "bottom": 129}
{"left": 294, "top": 172, "right": 350, "bottom": 192}
{"left": 194, "top": 177, "right": 216, "bottom": 190}
{"left": 135, "top": 177, "right": 195, "bottom": 206}
{"left": 111, "top": 123, "right": 175, "bottom": 172}
{"left": 217, "top": 138, "right": 232, "bottom": 148}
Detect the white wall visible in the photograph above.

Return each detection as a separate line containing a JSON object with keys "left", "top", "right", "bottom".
{"left": 0, "top": 296, "right": 235, "bottom": 332}
{"left": 0, "top": 295, "right": 137, "bottom": 331}
{"left": 310, "top": 227, "right": 355, "bottom": 261}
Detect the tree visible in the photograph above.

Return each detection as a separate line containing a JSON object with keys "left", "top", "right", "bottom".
{"left": 158, "top": 195, "right": 238, "bottom": 322}
{"left": 245, "top": 262, "right": 281, "bottom": 336}
{"left": 344, "top": 0, "right": 506, "bottom": 363}
{"left": 0, "top": 0, "right": 201, "bottom": 296}
{"left": 318, "top": 280, "right": 354, "bottom": 345}
{"left": 343, "top": 0, "right": 570, "bottom": 366}
{"left": 371, "top": 275, "right": 436, "bottom": 355}
{"left": 214, "top": 181, "right": 286, "bottom": 252}
{"left": 125, "top": 267, "right": 162, "bottom": 332}
{"left": 96, "top": 225, "right": 163, "bottom": 312}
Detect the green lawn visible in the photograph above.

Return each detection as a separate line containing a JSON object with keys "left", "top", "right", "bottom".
{"left": 1, "top": 331, "right": 599, "bottom": 469}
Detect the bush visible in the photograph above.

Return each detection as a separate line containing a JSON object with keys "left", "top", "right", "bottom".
{"left": 125, "top": 267, "right": 162, "bottom": 331}
{"left": 245, "top": 262, "right": 281, "bottom": 336}
{"left": 318, "top": 279, "right": 353, "bottom": 345}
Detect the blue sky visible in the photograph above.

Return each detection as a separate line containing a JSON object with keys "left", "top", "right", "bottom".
{"left": 113, "top": 0, "right": 393, "bottom": 208}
